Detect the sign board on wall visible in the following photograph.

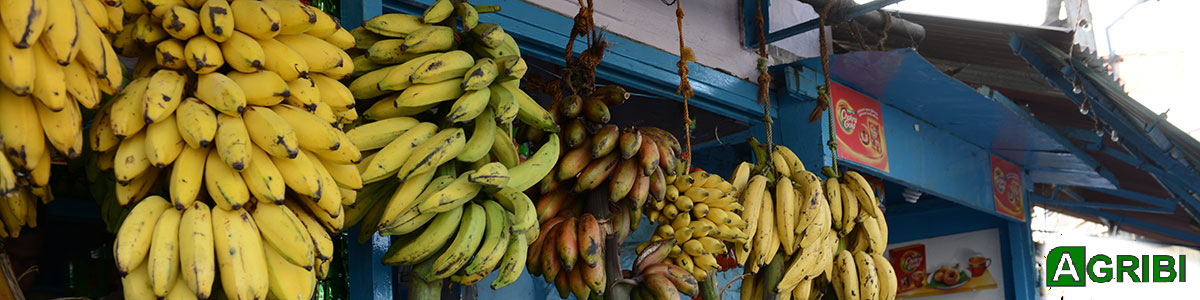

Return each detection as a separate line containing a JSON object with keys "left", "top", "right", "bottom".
{"left": 990, "top": 155, "right": 1026, "bottom": 221}
{"left": 886, "top": 229, "right": 1006, "bottom": 300}
{"left": 832, "top": 82, "right": 890, "bottom": 172}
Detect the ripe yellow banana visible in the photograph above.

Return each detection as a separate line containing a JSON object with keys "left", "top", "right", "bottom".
{"left": 34, "top": 94, "right": 82, "bottom": 158}
{"left": 411, "top": 50, "right": 474, "bottom": 84}
{"left": 306, "top": 9, "right": 339, "bottom": 38}
{"left": 72, "top": 0, "right": 121, "bottom": 84}
{"left": 214, "top": 114, "right": 251, "bottom": 170}
{"left": 271, "top": 104, "right": 342, "bottom": 152}
{"left": 363, "top": 13, "right": 423, "bottom": 37}
{"left": 309, "top": 73, "right": 354, "bottom": 111}
{"left": 873, "top": 254, "right": 897, "bottom": 300}
{"left": 163, "top": 5, "right": 201, "bottom": 40}
{"left": 229, "top": 0, "right": 281, "bottom": 39}
{"left": 41, "top": 0, "right": 78, "bottom": 64}
{"left": 263, "top": 240, "right": 316, "bottom": 300}
{"left": 375, "top": 171, "right": 441, "bottom": 232}
{"left": 856, "top": 251, "right": 879, "bottom": 300}
{"left": 776, "top": 177, "right": 797, "bottom": 255}
{"left": 204, "top": 147, "right": 250, "bottom": 210}
{"left": 143, "top": 69, "right": 187, "bottom": 123}
{"left": 114, "top": 132, "right": 151, "bottom": 185}
{"left": 123, "top": 263, "right": 155, "bottom": 300}
{"left": 114, "top": 196, "right": 172, "bottom": 275}
{"left": 252, "top": 202, "right": 315, "bottom": 268}
{"left": 155, "top": 38, "right": 188, "bottom": 70}
{"left": 30, "top": 44, "right": 66, "bottom": 111}
{"left": 220, "top": 31, "right": 266, "bottom": 73}
{"left": 242, "top": 146, "right": 286, "bottom": 204}
{"left": 256, "top": 34, "right": 311, "bottom": 81}
{"left": 400, "top": 25, "right": 456, "bottom": 54}
{"left": 275, "top": 33, "right": 345, "bottom": 74}
{"left": 243, "top": 105, "right": 299, "bottom": 158}
{"left": 271, "top": 149, "right": 323, "bottom": 199}
{"left": 148, "top": 208, "right": 182, "bottom": 297}
{"left": 264, "top": 0, "right": 317, "bottom": 35}
{"left": 503, "top": 134, "right": 560, "bottom": 192}
{"left": 430, "top": 203, "right": 486, "bottom": 279}
{"left": 185, "top": 35, "right": 224, "bottom": 73}
{"left": 212, "top": 206, "right": 269, "bottom": 300}
{"left": 177, "top": 199, "right": 216, "bottom": 300}
{"left": 447, "top": 87, "right": 491, "bottom": 123}
{"left": 145, "top": 115, "right": 186, "bottom": 168}
{"left": 170, "top": 145, "right": 207, "bottom": 208}
{"left": 396, "top": 127, "right": 465, "bottom": 182}
{"left": 1, "top": 0, "right": 47, "bottom": 48}
{"left": 175, "top": 98, "right": 218, "bottom": 148}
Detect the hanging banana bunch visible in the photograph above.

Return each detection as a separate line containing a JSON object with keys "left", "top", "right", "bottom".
{"left": 727, "top": 140, "right": 897, "bottom": 300}
{"left": 637, "top": 168, "right": 750, "bottom": 284}
{"left": 101, "top": 0, "right": 362, "bottom": 299}
{"left": 0, "top": 0, "right": 128, "bottom": 237}
{"left": 341, "top": 0, "right": 559, "bottom": 295}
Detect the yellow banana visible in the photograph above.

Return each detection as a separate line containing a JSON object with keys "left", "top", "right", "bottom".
{"left": 114, "top": 196, "right": 172, "bottom": 275}
{"left": 285, "top": 77, "right": 320, "bottom": 110}
{"left": 34, "top": 94, "right": 81, "bottom": 158}
{"left": 1, "top": 0, "right": 47, "bottom": 48}
{"left": 41, "top": 0, "right": 78, "bottom": 64}
{"left": 275, "top": 33, "right": 345, "bottom": 74}
{"left": 430, "top": 203, "right": 485, "bottom": 279}
{"left": 214, "top": 114, "right": 251, "bottom": 170}
{"left": 375, "top": 171, "right": 440, "bottom": 232}
{"left": 399, "top": 25, "right": 455, "bottom": 54}
{"left": 873, "top": 254, "right": 897, "bottom": 300}
{"left": 319, "top": 157, "right": 361, "bottom": 190}
{"left": 264, "top": 241, "right": 316, "bottom": 300}
{"left": 163, "top": 5, "right": 201, "bottom": 40}
{"left": 271, "top": 104, "right": 342, "bottom": 152}
{"left": 230, "top": 0, "right": 281, "bottom": 39}
{"left": 252, "top": 202, "right": 315, "bottom": 268}
{"left": 185, "top": 35, "right": 224, "bottom": 73}
{"left": 271, "top": 149, "right": 322, "bottom": 199}
{"left": 170, "top": 146, "right": 208, "bottom": 209}
{"left": 305, "top": 9, "right": 339, "bottom": 38}
{"left": 195, "top": 72, "right": 247, "bottom": 116}
{"left": 264, "top": 0, "right": 317, "bottom": 35}
{"left": 256, "top": 31, "right": 310, "bottom": 81}
{"left": 396, "top": 127, "right": 465, "bottom": 182}
{"left": 114, "top": 132, "right": 151, "bottom": 185}
{"left": 148, "top": 208, "right": 182, "bottom": 297}
{"left": 204, "top": 147, "right": 250, "bottom": 210}
{"left": 458, "top": 201, "right": 511, "bottom": 285}
{"left": 422, "top": 0, "right": 454, "bottom": 23}
{"left": 155, "top": 38, "right": 188, "bottom": 70}
{"left": 220, "top": 31, "right": 266, "bottom": 73}
{"left": 123, "top": 263, "right": 155, "bottom": 300}
{"left": 0, "top": 19, "right": 34, "bottom": 94}
{"left": 143, "top": 69, "right": 188, "bottom": 123}
{"left": 242, "top": 146, "right": 286, "bottom": 204}
{"left": 145, "top": 115, "right": 186, "bottom": 168}
{"left": 856, "top": 251, "right": 879, "bottom": 300}
{"left": 27, "top": 47, "right": 64, "bottom": 113}
{"left": 362, "top": 13, "right": 423, "bottom": 37}
{"left": 455, "top": 108, "right": 496, "bottom": 162}
{"left": 212, "top": 206, "right": 270, "bottom": 300}
{"left": 411, "top": 50, "right": 474, "bottom": 84}
{"left": 347, "top": 63, "right": 398, "bottom": 100}
{"left": 416, "top": 171, "right": 482, "bottom": 214}
{"left": 446, "top": 87, "right": 491, "bottom": 123}
{"left": 461, "top": 58, "right": 498, "bottom": 90}
{"left": 503, "top": 134, "right": 560, "bottom": 192}
{"left": 381, "top": 205, "right": 463, "bottom": 265}
{"left": 74, "top": 0, "right": 122, "bottom": 89}
{"left": 243, "top": 105, "right": 299, "bottom": 158}
{"left": 376, "top": 52, "right": 439, "bottom": 91}
{"left": 345, "top": 116, "right": 420, "bottom": 151}
{"left": 108, "top": 77, "right": 150, "bottom": 139}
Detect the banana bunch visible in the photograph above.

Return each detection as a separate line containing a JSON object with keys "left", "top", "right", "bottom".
{"left": 0, "top": 0, "right": 128, "bottom": 236}
{"left": 823, "top": 171, "right": 897, "bottom": 300}
{"left": 93, "top": 1, "right": 363, "bottom": 299}
{"left": 636, "top": 169, "right": 749, "bottom": 282}
{"left": 524, "top": 213, "right": 608, "bottom": 300}
{"left": 114, "top": 195, "right": 337, "bottom": 300}
{"left": 342, "top": 1, "right": 562, "bottom": 295}
{"left": 623, "top": 239, "right": 702, "bottom": 300}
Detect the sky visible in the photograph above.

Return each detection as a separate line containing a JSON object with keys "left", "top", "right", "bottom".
{"left": 860, "top": 0, "right": 1200, "bottom": 137}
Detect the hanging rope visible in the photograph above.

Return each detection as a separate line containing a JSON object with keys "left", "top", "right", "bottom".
{"left": 752, "top": 0, "right": 774, "bottom": 159}
{"left": 809, "top": 0, "right": 840, "bottom": 175}
{"left": 676, "top": 0, "right": 694, "bottom": 170}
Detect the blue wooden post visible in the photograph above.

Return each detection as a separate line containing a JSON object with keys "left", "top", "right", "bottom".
{"left": 348, "top": 226, "right": 393, "bottom": 299}
{"left": 340, "top": 0, "right": 382, "bottom": 29}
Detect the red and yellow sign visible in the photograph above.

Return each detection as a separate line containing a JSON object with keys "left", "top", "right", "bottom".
{"left": 832, "top": 82, "right": 889, "bottom": 172}
{"left": 990, "top": 155, "right": 1025, "bottom": 221}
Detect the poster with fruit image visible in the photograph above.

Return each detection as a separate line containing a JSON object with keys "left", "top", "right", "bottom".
{"left": 990, "top": 155, "right": 1026, "bottom": 221}
{"left": 832, "top": 82, "right": 890, "bottom": 172}
{"left": 886, "top": 229, "right": 1004, "bottom": 300}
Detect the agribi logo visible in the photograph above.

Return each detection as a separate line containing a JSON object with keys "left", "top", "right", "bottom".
{"left": 1047, "top": 246, "right": 1187, "bottom": 286}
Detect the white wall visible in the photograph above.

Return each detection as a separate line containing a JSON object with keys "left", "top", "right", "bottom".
{"left": 523, "top": 0, "right": 820, "bottom": 81}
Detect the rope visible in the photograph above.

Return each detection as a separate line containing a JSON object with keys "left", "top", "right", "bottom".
{"left": 753, "top": 0, "right": 774, "bottom": 156}
{"left": 676, "top": 0, "right": 694, "bottom": 170}
{"left": 810, "top": 0, "right": 840, "bottom": 175}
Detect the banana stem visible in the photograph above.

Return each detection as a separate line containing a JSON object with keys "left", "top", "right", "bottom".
{"left": 585, "top": 188, "right": 625, "bottom": 296}
{"left": 761, "top": 252, "right": 786, "bottom": 300}
{"left": 699, "top": 274, "right": 719, "bottom": 300}
{"left": 408, "top": 275, "right": 442, "bottom": 300}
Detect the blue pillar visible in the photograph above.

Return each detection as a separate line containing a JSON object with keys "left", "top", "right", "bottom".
{"left": 348, "top": 227, "right": 393, "bottom": 299}
{"left": 340, "top": 0, "right": 382, "bottom": 29}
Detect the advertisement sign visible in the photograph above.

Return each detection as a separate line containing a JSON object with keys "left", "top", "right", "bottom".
{"left": 990, "top": 155, "right": 1025, "bottom": 221}
{"left": 886, "top": 229, "right": 1004, "bottom": 300}
{"left": 832, "top": 82, "right": 890, "bottom": 172}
